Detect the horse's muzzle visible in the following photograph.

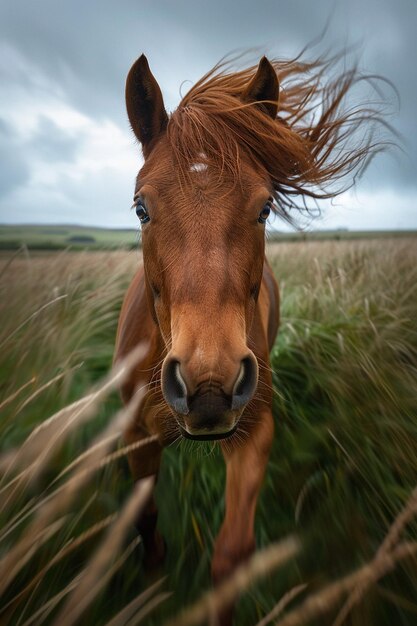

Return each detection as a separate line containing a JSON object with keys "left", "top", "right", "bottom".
{"left": 161, "top": 353, "right": 258, "bottom": 437}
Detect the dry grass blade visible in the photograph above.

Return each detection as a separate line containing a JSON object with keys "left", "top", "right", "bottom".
{"left": 15, "top": 363, "right": 84, "bottom": 415}
{"left": 0, "top": 497, "right": 37, "bottom": 544}
{"left": 104, "top": 578, "right": 167, "bottom": 626}
{"left": 125, "top": 592, "right": 173, "bottom": 626}
{"left": 0, "top": 376, "right": 36, "bottom": 411}
{"left": 53, "top": 477, "right": 155, "bottom": 626}
{"left": 256, "top": 584, "right": 308, "bottom": 626}
{"left": 52, "top": 433, "right": 120, "bottom": 482}
{"left": 377, "top": 487, "right": 417, "bottom": 556}
{"left": 53, "top": 435, "right": 158, "bottom": 487}
{"left": 165, "top": 537, "right": 300, "bottom": 626}
{"left": 0, "top": 243, "right": 27, "bottom": 278}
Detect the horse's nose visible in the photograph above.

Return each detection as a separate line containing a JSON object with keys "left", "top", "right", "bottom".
{"left": 161, "top": 353, "right": 258, "bottom": 437}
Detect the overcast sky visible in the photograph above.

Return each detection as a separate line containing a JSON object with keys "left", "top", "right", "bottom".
{"left": 0, "top": 0, "right": 416, "bottom": 230}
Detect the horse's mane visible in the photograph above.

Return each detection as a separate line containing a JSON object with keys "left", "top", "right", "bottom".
{"left": 166, "top": 51, "right": 396, "bottom": 218}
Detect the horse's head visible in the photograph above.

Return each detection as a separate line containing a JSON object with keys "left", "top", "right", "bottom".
{"left": 126, "top": 55, "right": 279, "bottom": 439}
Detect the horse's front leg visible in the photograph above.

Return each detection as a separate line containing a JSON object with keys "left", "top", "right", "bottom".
{"left": 212, "top": 407, "right": 274, "bottom": 624}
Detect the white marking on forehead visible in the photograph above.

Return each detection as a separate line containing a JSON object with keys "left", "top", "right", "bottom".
{"left": 190, "top": 162, "right": 208, "bottom": 172}
{"left": 190, "top": 152, "right": 208, "bottom": 173}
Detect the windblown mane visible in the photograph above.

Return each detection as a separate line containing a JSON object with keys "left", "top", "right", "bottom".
{"left": 167, "top": 51, "right": 395, "bottom": 218}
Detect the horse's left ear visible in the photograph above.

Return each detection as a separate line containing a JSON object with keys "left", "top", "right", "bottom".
{"left": 125, "top": 54, "right": 168, "bottom": 157}
{"left": 241, "top": 56, "right": 279, "bottom": 119}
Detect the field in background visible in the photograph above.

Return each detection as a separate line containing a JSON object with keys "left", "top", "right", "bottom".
{"left": 1, "top": 223, "right": 417, "bottom": 250}
{"left": 1, "top": 238, "right": 417, "bottom": 625}
{"left": 0, "top": 224, "right": 140, "bottom": 250}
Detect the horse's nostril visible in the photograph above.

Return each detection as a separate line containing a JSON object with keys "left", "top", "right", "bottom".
{"left": 162, "top": 359, "right": 189, "bottom": 415}
{"left": 231, "top": 356, "right": 258, "bottom": 410}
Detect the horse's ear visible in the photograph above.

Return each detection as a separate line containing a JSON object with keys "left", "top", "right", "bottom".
{"left": 241, "top": 56, "right": 279, "bottom": 119}
{"left": 125, "top": 54, "right": 168, "bottom": 156}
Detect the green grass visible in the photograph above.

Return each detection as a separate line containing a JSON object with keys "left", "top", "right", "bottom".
{"left": 0, "top": 239, "right": 416, "bottom": 625}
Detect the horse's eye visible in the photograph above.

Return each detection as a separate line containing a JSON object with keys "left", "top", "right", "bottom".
{"left": 258, "top": 200, "right": 272, "bottom": 224}
{"left": 135, "top": 200, "right": 150, "bottom": 224}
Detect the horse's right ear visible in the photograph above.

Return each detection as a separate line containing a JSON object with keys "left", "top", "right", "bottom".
{"left": 241, "top": 56, "right": 279, "bottom": 119}
{"left": 125, "top": 55, "right": 168, "bottom": 157}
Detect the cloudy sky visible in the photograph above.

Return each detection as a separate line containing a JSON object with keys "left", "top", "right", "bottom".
{"left": 0, "top": 0, "right": 416, "bottom": 231}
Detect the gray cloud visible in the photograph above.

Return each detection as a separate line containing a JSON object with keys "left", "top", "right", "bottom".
{"left": 0, "top": 118, "right": 30, "bottom": 198}
{"left": 29, "top": 116, "right": 81, "bottom": 163}
{"left": 1, "top": 0, "right": 415, "bottom": 122}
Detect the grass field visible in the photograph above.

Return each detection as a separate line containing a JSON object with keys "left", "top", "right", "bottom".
{"left": 1, "top": 238, "right": 417, "bottom": 625}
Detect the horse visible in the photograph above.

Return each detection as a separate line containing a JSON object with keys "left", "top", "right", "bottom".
{"left": 115, "top": 52, "right": 386, "bottom": 624}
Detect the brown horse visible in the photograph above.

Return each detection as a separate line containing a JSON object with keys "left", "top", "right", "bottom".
{"left": 115, "top": 52, "right": 386, "bottom": 623}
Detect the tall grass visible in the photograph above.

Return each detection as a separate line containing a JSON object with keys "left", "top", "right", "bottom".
{"left": 0, "top": 239, "right": 416, "bottom": 625}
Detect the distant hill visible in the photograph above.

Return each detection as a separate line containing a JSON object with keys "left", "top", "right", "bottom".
{"left": 0, "top": 224, "right": 139, "bottom": 250}
{"left": 267, "top": 229, "right": 417, "bottom": 242}
{"left": 0, "top": 223, "right": 416, "bottom": 251}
